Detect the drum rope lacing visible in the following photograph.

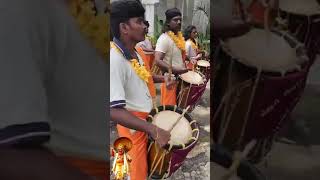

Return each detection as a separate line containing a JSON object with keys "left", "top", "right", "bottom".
{"left": 238, "top": 69, "right": 262, "bottom": 146}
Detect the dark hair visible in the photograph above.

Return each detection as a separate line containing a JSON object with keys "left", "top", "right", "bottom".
{"left": 162, "top": 8, "right": 182, "bottom": 33}
{"left": 144, "top": 20, "right": 149, "bottom": 27}
{"left": 110, "top": 0, "right": 145, "bottom": 39}
{"left": 183, "top": 25, "right": 196, "bottom": 41}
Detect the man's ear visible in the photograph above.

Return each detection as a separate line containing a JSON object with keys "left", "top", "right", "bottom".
{"left": 119, "top": 22, "right": 129, "bottom": 35}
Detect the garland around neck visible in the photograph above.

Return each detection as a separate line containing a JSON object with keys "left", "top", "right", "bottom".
{"left": 167, "top": 31, "right": 186, "bottom": 51}
{"left": 110, "top": 42, "right": 151, "bottom": 83}
{"left": 68, "top": 0, "right": 109, "bottom": 60}
{"left": 188, "top": 39, "right": 198, "bottom": 51}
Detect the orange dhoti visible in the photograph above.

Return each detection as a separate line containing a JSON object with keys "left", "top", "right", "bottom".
{"left": 116, "top": 111, "right": 149, "bottom": 180}
{"left": 143, "top": 53, "right": 155, "bottom": 71}
{"left": 160, "top": 82, "right": 177, "bottom": 106}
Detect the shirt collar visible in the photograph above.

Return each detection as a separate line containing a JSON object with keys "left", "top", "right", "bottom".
{"left": 113, "top": 37, "right": 133, "bottom": 60}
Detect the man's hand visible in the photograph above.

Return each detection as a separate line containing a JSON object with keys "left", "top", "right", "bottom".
{"left": 172, "top": 67, "right": 188, "bottom": 75}
{"left": 164, "top": 73, "right": 176, "bottom": 90}
{"left": 149, "top": 126, "right": 171, "bottom": 148}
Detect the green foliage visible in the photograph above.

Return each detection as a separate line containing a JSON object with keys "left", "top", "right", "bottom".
{"left": 150, "top": 15, "right": 163, "bottom": 46}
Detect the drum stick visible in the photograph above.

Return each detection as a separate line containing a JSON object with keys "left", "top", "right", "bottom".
{"left": 168, "top": 56, "right": 173, "bottom": 81}
{"left": 169, "top": 105, "right": 191, "bottom": 132}
{"left": 221, "top": 140, "right": 257, "bottom": 180}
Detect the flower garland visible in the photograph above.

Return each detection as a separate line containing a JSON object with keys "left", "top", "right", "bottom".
{"left": 110, "top": 42, "right": 151, "bottom": 82}
{"left": 188, "top": 39, "right": 198, "bottom": 51}
{"left": 167, "top": 31, "right": 186, "bottom": 51}
{"left": 68, "top": 0, "right": 109, "bottom": 60}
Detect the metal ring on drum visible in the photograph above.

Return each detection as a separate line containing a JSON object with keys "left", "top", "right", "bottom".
{"left": 212, "top": 28, "right": 310, "bottom": 163}
{"left": 146, "top": 105, "right": 199, "bottom": 179}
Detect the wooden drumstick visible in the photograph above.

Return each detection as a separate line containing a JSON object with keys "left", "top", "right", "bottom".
{"left": 168, "top": 54, "right": 173, "bottom": 81}
{"left": 169, "top": 105, "right": 191, "bottom": 132}
{"left": 221, "top": 140, "right": 257, "bottom": 180}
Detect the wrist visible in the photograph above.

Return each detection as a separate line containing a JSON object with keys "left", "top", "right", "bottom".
{"left": 146, "top": 123, "right": 156, "bottom": 135}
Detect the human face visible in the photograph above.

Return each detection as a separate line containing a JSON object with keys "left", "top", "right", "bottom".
{"left": 168, "top": 16, "right": 182, "bottom": 33}
{"left": 191, "top": 28, "right": 198, "bottom": 39}
{"left": 122, "top": 16, "right": 146, "bottom": 43}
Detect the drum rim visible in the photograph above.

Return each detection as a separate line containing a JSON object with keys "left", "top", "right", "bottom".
{"left": 197, "top": 60, "right": 211, "bottom": 67}
{"left": 220, "top": 28, "right": 309, "bottom": 75}
{"left": 211, "top": 145, "right": 266, "bottom": 180}
{"left": 279, "top": 0, "right": 320, "bottom": 16}
{"left": 147, "top": 105, "right": 199, "bottom": 150}
{"left": 179, "top": 71, "right": 206, "bottom": 85}
{"left": 279, "top": 8, "right": 320, "bottom": 16}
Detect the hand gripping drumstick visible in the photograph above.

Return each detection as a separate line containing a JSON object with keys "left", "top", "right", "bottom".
{"left": 169, "top": 105, "right": 191, "bottom": 132}
{"left": 221, "top": 139, "right": 257, "bottom": 180}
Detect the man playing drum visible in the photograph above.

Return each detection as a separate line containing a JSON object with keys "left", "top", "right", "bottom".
{"left": 154, "top": 8, "right": 189, "bottom": 106}
{"left": 110, "top": 1, "right": 172, "bottom": 179}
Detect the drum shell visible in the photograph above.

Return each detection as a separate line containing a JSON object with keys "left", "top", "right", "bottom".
{"left": 151, "top": 63, "right": 163, "bottom": 76}
{"left": 177, "top": 77, "right": 207, "bottom": 111}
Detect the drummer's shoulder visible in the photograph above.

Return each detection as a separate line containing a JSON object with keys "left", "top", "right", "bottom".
{"left": 110, "top": 49, "right": 127, "bottom": 66}
{"left": 157, "top": 33, "right": 170, "bottom": 41}
{"left": 155, "top": 33, "right": 172, "bottom": 48}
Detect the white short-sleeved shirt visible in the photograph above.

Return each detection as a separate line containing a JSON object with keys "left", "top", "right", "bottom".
{"left": 185, "top": 40, "right": 198, "bottom": 60}
{"left": 110, "top": 47, "right": 152, "bottom": 113}
{"left": 0, "top": 0, "right": 107, "bottom": 161}
{"left": 155, "top": 33, "right": 185, "bottom": 69}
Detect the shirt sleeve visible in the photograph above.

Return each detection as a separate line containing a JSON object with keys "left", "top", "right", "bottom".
{"left": 155, "top": 34, "right": 169, "bottom": 54}
{"left": 0, "top": 8, "right": 50, "bottom": 146}
{"left": 110, "top": 51, "right": 127, "bottom": 108}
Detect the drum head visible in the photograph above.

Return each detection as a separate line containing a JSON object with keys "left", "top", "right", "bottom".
{"left": 225, "top": 29, "right": 301, "bottom": 73}
{"left": 180, "top": 71, "right": 204, "bottom": 84}
{"left": 197, "top": 60, "right": 210, "bottom": 67}
{"left": 280, "top": 0, "right": 320, "bottom": 15}
{"left": 153, "top": 111, "right": 192, "bottom": 145}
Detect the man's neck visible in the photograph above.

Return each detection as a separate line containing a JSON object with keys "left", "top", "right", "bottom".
{"left": 119, "top": 37, "right": 137, "bottom": 57}
{"left": 168, "top": 29, "right": 178, "bottom": 35}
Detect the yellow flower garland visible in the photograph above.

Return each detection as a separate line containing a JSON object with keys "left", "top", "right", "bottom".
{"left": 167, "top": 31, "right": 186, "bottom": 51}
{"left": 188, "top": 39, "right": 198, "bottom": 51}
{"left": 110, "top": 42, "right": 151, "bottom": 83}
{"left": 68, "top": 0, "right": 109, "bottom": 60}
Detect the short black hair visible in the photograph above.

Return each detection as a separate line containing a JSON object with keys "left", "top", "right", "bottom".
{"left": 110, "top": 0, "right": 145, "bottom": 39}
{"left": 183, "top": 25, "right": 196, "bottom": 40}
